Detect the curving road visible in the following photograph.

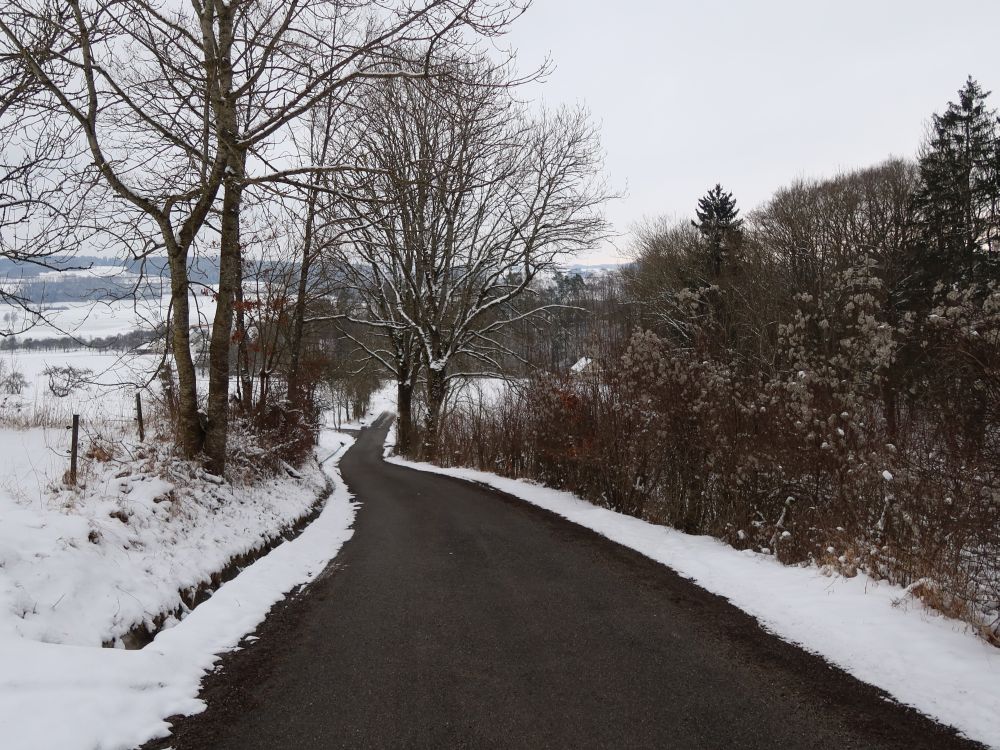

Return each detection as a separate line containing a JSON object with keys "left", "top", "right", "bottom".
{"left": 151, "top": 416, "right": 983, "bottom": 749}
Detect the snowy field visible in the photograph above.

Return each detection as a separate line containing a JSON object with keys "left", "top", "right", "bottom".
{"left": 0, "top": 349, "right": 162, "bottom": 432}
{"left": 447, "top": 375, "right": 513, "bottom": 411}
{"left": 0, "top": 293, "right": 217, "bottom": 341}
{"left": 379, "top": 385, "right": 1000, "bottom": 750}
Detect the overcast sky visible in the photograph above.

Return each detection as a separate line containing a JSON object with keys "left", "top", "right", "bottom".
{"left": 501, "top": 0, "right": 1000, "bottom": 264}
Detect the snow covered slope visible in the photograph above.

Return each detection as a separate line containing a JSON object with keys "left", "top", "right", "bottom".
{"left": 0, "top": 430, "right": 357, "bottom": 750}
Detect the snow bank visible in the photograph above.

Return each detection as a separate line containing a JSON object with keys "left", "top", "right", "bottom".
{"left": 387, "top": 455, "right": 1000, "bottom": 750}
{"left": 0, "top": 430, "right": 357, "bottom": 750}
{"left": 0, "top": 427, "right": 348, "bottom": 646}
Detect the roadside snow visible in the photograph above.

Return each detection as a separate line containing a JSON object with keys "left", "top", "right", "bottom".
{"left": 333, "top": 376, "right": 508, "bottom": 436}
{"left": 0, "top": 430, "right": 357, "bottom": 750}
{"left": 0, "top": 427, "right": 347, "bottom": 647}
{"left": 387, "top": 456, "right": 1000, "bottom": 750}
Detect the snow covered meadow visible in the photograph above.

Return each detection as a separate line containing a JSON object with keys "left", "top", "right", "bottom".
{"left": 0, "top": 294, "right": 211, "bottom": 343}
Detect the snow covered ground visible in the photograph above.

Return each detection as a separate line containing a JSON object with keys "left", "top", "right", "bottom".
{"left": 3, "top": 366, "right": 997, "bottom": 749}
{"left": 387, "top": 454, "right": 1000, "bottom": 750}
{"left": 0, "top": 426, "right": 345, "bottom": 647}
{"left": 328, "top": 376, "right": 510, "bottom": 434}
{"left": 0, "top": 429, "right": 357, "bottom": 750}
{"left": 447, "top": 375, "right": 513, "bottom": 411}
{"left": 0, "top": 318, "right": 362, "bottom": 748}
{"left": 0, "top": 332, "right": 360, "bottom": 747}
{"left": 0, "top": 349, "right": 162, "bottom": 430}
{"left": 324, "top": 379, "right": 400, "bottom": 431}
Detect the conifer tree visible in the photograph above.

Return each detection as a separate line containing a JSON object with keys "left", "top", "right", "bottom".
{"left": 692, "top": 183, "right": 744, "bottom": 278}
{"left": 910, "top": 77, "right": 1000, "bottom": 288}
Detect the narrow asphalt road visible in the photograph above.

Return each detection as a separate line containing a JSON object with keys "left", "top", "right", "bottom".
{"left": 151, "top": 417, "right": 983, "bottom": 749}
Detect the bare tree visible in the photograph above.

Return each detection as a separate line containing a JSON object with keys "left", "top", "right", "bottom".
{"left": 0, "top": 0, "right": 523, "bottom": 473}
{"left": 334, "top": 54, "right": 610, "bottom": 458}
{"left": 0, "top": 1, "right": 229, "bottom": 458}
{"left": 197, "top": 0, "right": 527, "bottom": 473}
{"left": 282, "top": 97, "right": 350, "bottom": 401}
{"left": 0, "top": 18, "right": 98, "bottom": 333}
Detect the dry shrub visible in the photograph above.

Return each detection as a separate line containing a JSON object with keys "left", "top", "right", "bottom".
{"left": 437, "top": 268, "right": 1000, "bottom": 644}
{"left": 43, "top": 365, "right": 93, "bottom": 398}
{"left": 225, "top": 389, "right": 320, "bottom": 483}
{"left": 84, "top": 437, "right": 116, "bottom": 462}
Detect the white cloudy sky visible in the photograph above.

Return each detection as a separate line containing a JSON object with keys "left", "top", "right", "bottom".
{"left": 502, "top": 0, "right": 1000, "bottom": 263}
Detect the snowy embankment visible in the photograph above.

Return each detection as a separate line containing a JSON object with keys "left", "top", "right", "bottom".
{"left": 0, "top": 428, "right": 358, "bottom": 750}
{"left": 387, "top": 454, "right": 1000, "bottom": 749}
{"left": 0, "top": 348, "right": 349, "bottom": 647}
{"left": 0, "top": 428, "right": 345, "bottom": 647}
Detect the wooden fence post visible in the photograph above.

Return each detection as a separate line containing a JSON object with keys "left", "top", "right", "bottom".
{"left": 136, "top": 392, "right": 145, "bottom": 442}
{"left": 69, "top": 414, "right": 79, "bottom": 486}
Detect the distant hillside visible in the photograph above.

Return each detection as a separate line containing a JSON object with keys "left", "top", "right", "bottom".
{"left": 0, "top": 257, "right": 626, "bottom": 304}
{"left": 0, "top": 256, "right": 221, "bottom": 302}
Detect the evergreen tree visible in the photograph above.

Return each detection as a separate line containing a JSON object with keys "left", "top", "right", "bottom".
{"left": 692, "top": 183, "right": 744, "bottom": 278}
{"left": 910, "top": 77, "right": 1000, "bottom": 289}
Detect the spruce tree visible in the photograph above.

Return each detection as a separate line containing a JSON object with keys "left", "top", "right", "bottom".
{"left": 692, "top": 184, "right": 744, "bottom": 278}
{"left": 910, "top": 77, "right": 1000, "bottom": 288}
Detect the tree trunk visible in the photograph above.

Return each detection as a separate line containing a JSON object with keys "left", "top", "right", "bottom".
{"left": 203, "top": 157, "right": 243, "bottom": 476}
{"left": 167, "top": 248, "right": 204, "bottom": 457}
{"left": 883, "top": 381, "right": 898, "bottom": 446}
{"left": 422, "top": 365, "right": 446, "bottom": 462}
{"left": 287, "top": 189, "right": 316, "bottom": 399}
{"left": 234, "top": 264, "right": 253, "bottom": 411}
{"left": 396, "top": 378, "right": 413, "bottom": 456}
{"left": 202, "top": 5, "right": 239, "bottom": 476}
